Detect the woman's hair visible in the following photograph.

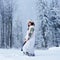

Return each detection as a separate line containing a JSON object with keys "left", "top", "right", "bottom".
{"left": 28, "top": 21, "right": 35, "bottom": 30}
{"left": 31, "top": 22, "right": 35, "bottom": 26}
{"left": 28, "top": 20, "right": 35, "bottom": 26}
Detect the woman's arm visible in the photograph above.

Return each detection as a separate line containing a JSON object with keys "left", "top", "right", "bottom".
{"left": 24, "top": 26, "right": 34, "bottom": 42}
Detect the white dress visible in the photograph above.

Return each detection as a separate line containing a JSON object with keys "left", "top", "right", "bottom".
{"left": 23, "top": 26, "right": 35, "bottom": 55}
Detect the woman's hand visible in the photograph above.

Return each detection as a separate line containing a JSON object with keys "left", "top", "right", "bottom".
{"left": 25, "top": 39, "right": 28, "bottom": 42}
{"left": 24, "top": 37, "right": 30, "bottom": 41}
{"left": 24, "top": 38, "right": 29, "bottom": 43}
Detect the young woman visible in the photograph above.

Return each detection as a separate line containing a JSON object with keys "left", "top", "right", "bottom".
{"left": 23, "top": 21, "right": 35, "bottom": 56}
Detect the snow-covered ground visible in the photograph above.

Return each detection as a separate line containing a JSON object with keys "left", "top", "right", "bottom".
{"left": 0, "top": 47, "right": 60, "bottom": 60}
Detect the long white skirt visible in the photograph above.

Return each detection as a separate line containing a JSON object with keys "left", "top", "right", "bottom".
{"left": 23, "top": 33, "right": 35, "bottom": 54}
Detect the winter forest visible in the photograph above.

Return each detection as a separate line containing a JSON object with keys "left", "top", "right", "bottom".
{"left": 0, "top": 0, "right": 60, "bottom": 49}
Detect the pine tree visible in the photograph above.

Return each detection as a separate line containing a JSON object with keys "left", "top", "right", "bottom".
{"left": 36, "top": 0, "right": 48, "bottom": 48}
{"left": 49, "top": 0, "right": 60, "bottom": 47}
{"left": 0, "top": 0, "right": 13, "bottom": 48}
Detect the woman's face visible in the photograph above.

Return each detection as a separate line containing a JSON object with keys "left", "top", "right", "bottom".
{"left": 28, "top": 22, "right": 31, "bottom": 27}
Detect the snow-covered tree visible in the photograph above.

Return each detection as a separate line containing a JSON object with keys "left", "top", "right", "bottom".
{"left": 0, "top": 0, "right": 23, "bottom": 48}
{"left": 12, "top": 0, "right": 23, "bottom": 48}
{"left": 35, "top": 0, "right": 49, "bottom": 48}
{"left": 0, "top": 0, "right": 13, "bottom": 48}
{"left": 36, "top": 0, "right": 60, "bottom": 48}
{"left": 49, "top": 0, "right": 60, "bottom": 47}
{"left": 12, "top": 20, "right": 23, "bottom": 48}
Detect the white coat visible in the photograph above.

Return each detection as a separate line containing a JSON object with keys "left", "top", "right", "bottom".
{"left": 23, "top": 26, "right": 35, "bottom": 55}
